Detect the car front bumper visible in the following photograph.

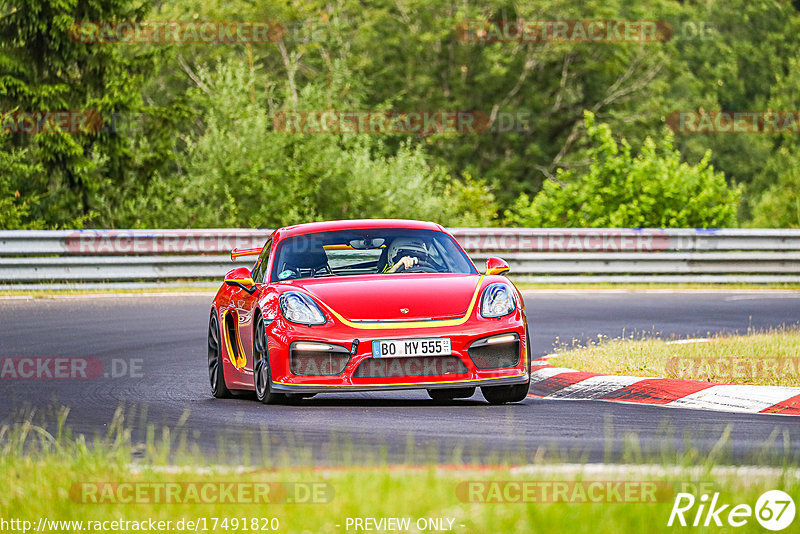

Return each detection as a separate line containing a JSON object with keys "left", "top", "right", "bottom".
{"left": 265, "top": 310, "right": 530, "bottom": 393}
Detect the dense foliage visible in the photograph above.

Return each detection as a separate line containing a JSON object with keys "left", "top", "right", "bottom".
{"left": 1, "top": 0, "right": 798, "bottom": 229}
{"left": 505, "top": 112, "right": 740, "bottom": 228}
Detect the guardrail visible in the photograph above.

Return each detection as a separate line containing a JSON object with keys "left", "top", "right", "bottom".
{"left": 1, "top": 228, "right": 799, "bottom": 285}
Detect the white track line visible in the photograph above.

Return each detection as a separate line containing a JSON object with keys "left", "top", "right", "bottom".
{"left": 529, "top": 367, "right": 578, "bottom": 383}
{"left": 725, "top": 294, "right": 800, "bottom": 301}
{"left": 549, "top": 375, "right": 647, "bottom": 400}
{"left": 127, "top": 462, "right": 800, "bottom": 480}
{"left": 667, "top": 384, "right": 800, "bottom": 413}
{"left": 510, "top": 463, "right": 800, "bottom": 480}
{"left": 529, "top": 366, "right": 800, "bottom": 416}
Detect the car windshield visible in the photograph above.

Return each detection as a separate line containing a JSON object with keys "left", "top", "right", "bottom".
{"left": 270, "top": 228, "right": 477, "bottom": 282}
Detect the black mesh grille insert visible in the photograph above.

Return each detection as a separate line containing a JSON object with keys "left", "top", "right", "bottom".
{"left": 354, "top": 356, "right": 468, "bottom": 378}
{"left": 290, "top": 351, "right": 350, "bottom": 376}
{"left": 468, "top": 342, "right": 520, "bottom": 370}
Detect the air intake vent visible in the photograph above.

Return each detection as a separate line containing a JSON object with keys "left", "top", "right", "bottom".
{"left": 289, "top": 343, "right": 350, "bottom": 376}
{"left": 468, "top": 334, "right": 520, "bottom": 369}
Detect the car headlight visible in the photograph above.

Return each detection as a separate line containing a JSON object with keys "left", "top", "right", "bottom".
{"left": 480, "top": 283, "right": 515, "bottom": 318}
{"left": 279, "top": 292, "right": 326, "bottom": 325}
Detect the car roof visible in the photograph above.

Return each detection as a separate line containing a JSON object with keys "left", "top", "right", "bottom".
{"left": 276, "top": 219, "right": 444, "bottom": 239}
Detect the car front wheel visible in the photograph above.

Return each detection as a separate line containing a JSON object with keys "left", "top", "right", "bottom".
{"left": 253, "top": 314, "right": 285, "bottom": 405}
{"left": 481, "top": 325, "right": 532, "bottom": 404}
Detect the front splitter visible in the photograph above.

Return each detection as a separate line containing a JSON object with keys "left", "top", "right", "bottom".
{"left": 271, "top": 373, "right": 529, "bottom": 394}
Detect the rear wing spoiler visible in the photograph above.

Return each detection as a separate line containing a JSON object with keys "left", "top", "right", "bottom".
{"left": 230, "top": 248, "right": 261, "bottom": 261}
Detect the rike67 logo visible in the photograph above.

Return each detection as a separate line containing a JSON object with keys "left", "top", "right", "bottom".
{"left": 668, "top": 490, "right": 795, "bottom": 531}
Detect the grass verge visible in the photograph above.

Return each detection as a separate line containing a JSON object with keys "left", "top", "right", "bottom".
{"left": 1, "top": 412, "right": 798, "bottom": 534}
{"left": 548, "top": 329, "right": 800, "bottom": 387}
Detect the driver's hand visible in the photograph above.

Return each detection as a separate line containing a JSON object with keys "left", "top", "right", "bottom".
{"left": 387, "top": 255, "right": 418, "bottom": 273}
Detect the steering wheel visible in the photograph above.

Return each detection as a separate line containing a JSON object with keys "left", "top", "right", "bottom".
{"left": 394, "top": 258, "right": 441, "bottom": 273}
{"left": 279, "top": 263, "right": 332, "bottom": 280}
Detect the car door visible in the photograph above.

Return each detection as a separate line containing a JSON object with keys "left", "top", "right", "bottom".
{"left": 234, "top": 238, "right": 272, "bottom": 374}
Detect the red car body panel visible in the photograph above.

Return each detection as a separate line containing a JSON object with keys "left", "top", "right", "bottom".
{"left": 295, "top": 274, "right": 476, "bottom": 321}
{"left": 210, "top": 219, "right": 529, "bottom": 394}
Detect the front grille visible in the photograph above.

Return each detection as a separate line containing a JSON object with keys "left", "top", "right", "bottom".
{"left": 290, "top": 350, "right": 350, "bottom": 376}
{"left": 354, "top": 356, "right": 467, "bottom": 378}
{"left": 468, "top": 338, "right": 520, "bottom": 369}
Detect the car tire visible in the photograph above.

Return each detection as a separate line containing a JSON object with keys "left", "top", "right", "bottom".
{"left": 208, "top": 310, "right": 231, "bottom": 398}
{"left": 480, "top": 324, "right": 532, "bottom": 404}
{"left": 481, "top": 383, "right": 529, "bottom": 404}
{"left": 427, "top": 387, "right": 475, "bottom": 402}
{"left": 253, "top": 313, "right": 286, "bottom": 405}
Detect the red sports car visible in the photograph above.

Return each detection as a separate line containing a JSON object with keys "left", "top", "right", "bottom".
{"left": 207, "top": 219, "right": 531, "bottom": 404}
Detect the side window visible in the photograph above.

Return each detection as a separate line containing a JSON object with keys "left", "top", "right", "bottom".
{"left": 251, "top": 238, "right": 272, "bottom": 284}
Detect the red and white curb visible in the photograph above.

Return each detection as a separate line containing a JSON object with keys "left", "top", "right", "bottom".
{"left": 527, "top": 362, "right": 800, "bottom": 416}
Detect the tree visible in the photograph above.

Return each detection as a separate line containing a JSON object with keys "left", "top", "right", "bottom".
{"left": 747, "top": 55, "right": 800, "bottom": 228}
{"left": 123, "top": 59, "right": 497, "bottom": 228}
{"left": 0, "top": 0, "right": 173, "bottom": 228}
{"left": 505, "top": 111, "right": 740, "bottom": 228}
{"left": 749, "top": 152, "right": 800, "bottom": 228}
{"left": 0, "top": 133, "right": 42, "bottom": 228}
{"left": 2, "top": 0, "right": 798, "bottom": 229}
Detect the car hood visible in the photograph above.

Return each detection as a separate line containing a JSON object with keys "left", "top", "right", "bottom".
{"left": 289, "top": 274, "right": 481, "bottom": 321}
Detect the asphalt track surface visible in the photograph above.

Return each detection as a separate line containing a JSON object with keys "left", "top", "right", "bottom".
{"left": 1, "top": 290, "right": 799, "bottom": 465}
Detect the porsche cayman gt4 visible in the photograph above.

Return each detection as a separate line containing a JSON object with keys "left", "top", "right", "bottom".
{"left": 207, "top": 219, "right": 531, "bottom": 404}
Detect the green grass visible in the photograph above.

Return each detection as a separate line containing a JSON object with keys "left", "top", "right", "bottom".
{"left": 549, "top": 329, "right": 800, "bottom": 387}
{"left": 2, "top": 409, "right": 799, "bottom": 533}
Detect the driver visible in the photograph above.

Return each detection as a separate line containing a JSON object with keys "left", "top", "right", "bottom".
{"left": 382, "top": 237, "right": 429, "bottom": 273}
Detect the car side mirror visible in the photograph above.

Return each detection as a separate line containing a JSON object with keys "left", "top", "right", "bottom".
{"left": 224, "top": 266, "right": 257, "bottom": 294}
{"left": 485, "top": 257, "right": 510, "bottom": 276}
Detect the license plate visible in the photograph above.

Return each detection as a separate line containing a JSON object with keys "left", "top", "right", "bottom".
{"left": 371, "top": 337, "right": 451, "bottom": 358}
